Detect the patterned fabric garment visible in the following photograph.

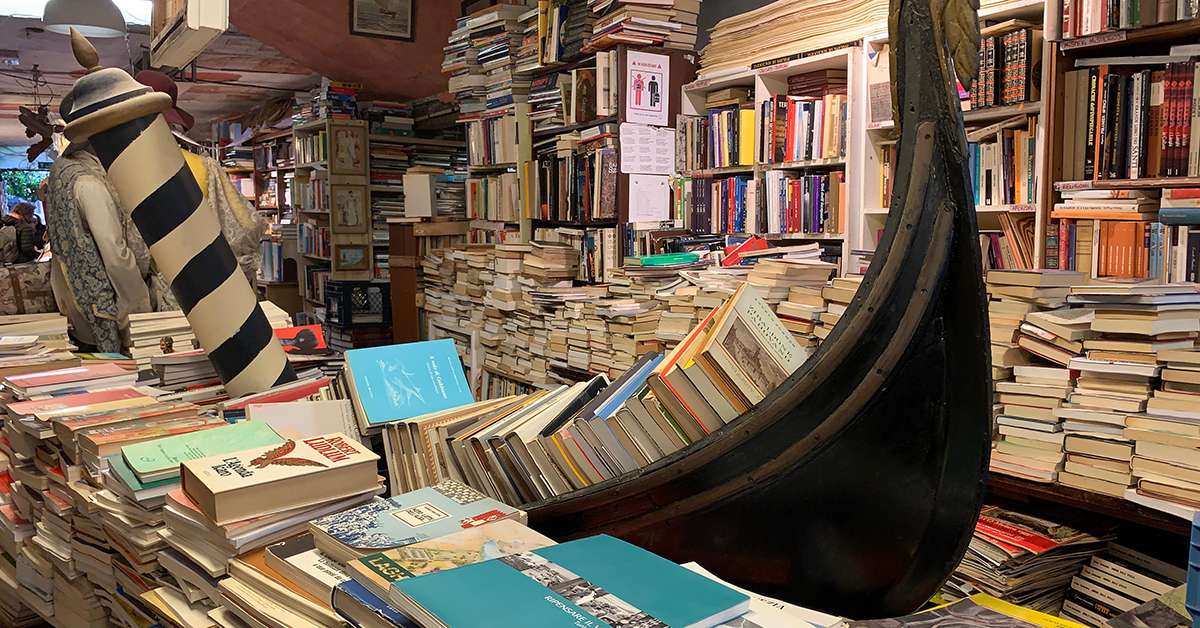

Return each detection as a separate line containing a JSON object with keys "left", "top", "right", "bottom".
{"left": 45, "top": 151, "right": 123, "bottom": 352}
{"left": 186, "top": 151, "right": 267, "bottom": 283}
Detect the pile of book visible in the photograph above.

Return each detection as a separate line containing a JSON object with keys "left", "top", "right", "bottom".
{"left": 361, "top": 100, "right": 414, "bottom": 138}
{"left": 1060, "top": 543, "right": 1187, "bottom": 626}
{"left": 697, "top": 0, "right": 890, "bottom": 78}
{"left": 587, "top": 0, "right": 699, "bottom": 51}
{"left": 403, "top": 282, "right": 807, "bottom": 504}
{"left": 295, "top": 79, "right": 360, "bottom": 124}
{"left": 126, "top": 303, "right": 291, "bottom": 369}
{"left": 941, "top": 502, "right": 1115, "bottom": 612}
{"left": 816, "top": 275, "right": 863, "bottom": 343}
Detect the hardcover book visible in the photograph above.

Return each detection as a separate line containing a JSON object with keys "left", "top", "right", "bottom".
{"left": 349, "top": 519, "right": 554, "bottom": 602}
{"left": 389, "top": 535, "right": 749, "bottom": 628}
{"left": 345, "top": 339, "right": 475, "bottom": 433}
{"left": 333, "top": 579, "right": 418, "bottom": 628}
{"left": 78, "top": 415, "right": 229, "bottom": 458}
{"left": 181, "top": 432, "right": 379, "bottom": 526}
{"left": 308, "top": 479, "right": 525, "bottom": 565}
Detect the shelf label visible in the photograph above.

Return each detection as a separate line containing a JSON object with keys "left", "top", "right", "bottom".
{"left": 1061, "top": 30, "right": 1126, "bottom": 50}
{"left": 1054, "top": 181, "right": 1097, "bottom": 191}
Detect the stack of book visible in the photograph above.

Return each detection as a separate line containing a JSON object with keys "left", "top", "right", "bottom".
{"left": 1061, "top": 543, "right": 1187, "bottom": 627}
{"left": 777, "top": 285, "right": 826, "bottom": 350}
{"left": 587, "top": 0, "right": 699, "bottom": 51}
{"left": 816, "top": 275, "right": 862, "bottom": 343}
{"left": 444, "top": 15, "right": 485, "bottom": 112}
{"left": 523, "top": 240, "right": 581, "bottom": 283}
{"left": 527, "top": 72, "right": 568, "bottom": 131}
{"left": 942, "top": 502, "right": 1115, "bottom": 612}
{"left": 990, "top": 364, "right": 1073, "bottom": 483}
{"left": 297, "top": 79, "right": 360, "bottom": 123}
{"left": 150, "top": 350, "right": 219, "bottom": 391}
{"left": 126, "top": 304, "right": 291, "bottom": 369}
{"left": 513, "top": 6, "right": 541, "bottom": 74}
{"left": 362, "top": 100, "right": 414, "bottom": 138}
{"left": 746, "top": 259, "right": 838, "bottom": 306}
{"left": 400, "top": 282, "right": 805, "bottom": 502}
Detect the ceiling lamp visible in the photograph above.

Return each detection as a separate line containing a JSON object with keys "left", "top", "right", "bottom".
{"left": 43, "top": 0, "right": 128, "bottom": 38}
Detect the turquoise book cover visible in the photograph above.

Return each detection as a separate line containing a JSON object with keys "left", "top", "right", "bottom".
{"left": 121, "top": 420, "right": 283, "bottom": 476}
{"left": 392, "top": 535, "right": 749, "bottom": 628}
{"left": 346, "top": 339, "right": 474, "bottom": 426}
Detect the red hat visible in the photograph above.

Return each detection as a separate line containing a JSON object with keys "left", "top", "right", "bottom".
{"left": 135, "top": 70, "right": 195, "bottom": 131}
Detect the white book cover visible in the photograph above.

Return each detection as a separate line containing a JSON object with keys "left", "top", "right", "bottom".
{"left": 183, "top": 432, "right": 377, "bottom": 496}
{"left": 245, "top": 400, "right": 363, "bottom": 445}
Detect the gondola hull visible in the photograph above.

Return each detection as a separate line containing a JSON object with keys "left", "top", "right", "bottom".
{"left": 526, "top": 0, "right": 992, "bottom": 618}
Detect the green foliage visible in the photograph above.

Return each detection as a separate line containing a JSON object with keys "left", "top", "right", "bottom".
{"left": 3, "top": 170, "right": 47, "bottom": 206}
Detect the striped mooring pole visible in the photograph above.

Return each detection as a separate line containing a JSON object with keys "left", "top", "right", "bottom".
{"left": 62, "top": 29, "right": 296, "bottom": 397}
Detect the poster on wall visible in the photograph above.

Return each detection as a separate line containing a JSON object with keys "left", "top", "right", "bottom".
{"left": 625, "top": 51, "right": 670, "bottom": 127}
{"left": 351, "top": 0, "right": 413, "bottom": 41}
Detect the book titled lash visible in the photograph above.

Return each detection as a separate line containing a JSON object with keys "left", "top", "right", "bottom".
{"left": 181, "top": 432, "right": 380, "bottom": 526}
{"left": 389, "top": 535, "right": 749, "bottom": 628}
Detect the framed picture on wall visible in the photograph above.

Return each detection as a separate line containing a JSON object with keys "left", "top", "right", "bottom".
{"left": 350, "top": 0, "right": 413, "bottom": 41}
{"left": 329, "top": 124, "right": 366, "bottom": 175}
{"left": 333, "top": 244, "right": 370, "bottom": 272}
{"left": 331, "top": 185, "right": 369, "bottom": 234}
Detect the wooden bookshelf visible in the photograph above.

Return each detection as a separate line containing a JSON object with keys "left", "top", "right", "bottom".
{"left": 987, "top": 475, "right": 1190, "bottom": 535}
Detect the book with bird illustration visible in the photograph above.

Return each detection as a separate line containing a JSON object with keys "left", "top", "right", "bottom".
{"left": 344, "top": 339, "right": 475, "bottom": 434}
{"left": 181, "top": 432, "right": 380, "bottom": 526}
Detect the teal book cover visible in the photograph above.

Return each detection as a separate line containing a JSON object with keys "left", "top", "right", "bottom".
{"left": 392, "top": 535, "right": 749, "bottom": 628}
{"left": 346, "top": 339, "right": 474, "bottom": 427}
{"left": 106, "top": 455, "right": 177, "bottom": 491}
{"left": 121, "top": 420, "right": 283, "bottom": 476}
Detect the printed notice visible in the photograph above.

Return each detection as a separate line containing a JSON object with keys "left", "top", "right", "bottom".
{"left": 628, "top": 175, "right": 671, "bottom": 222}
{"left": 620, "top": 123, "right": 676, "bottom": 175}
{"left": 626, "top": 51, "right": 670, "bottom": 126}
{"left": 393, "top": 503, "right": 451, "bottom": 527}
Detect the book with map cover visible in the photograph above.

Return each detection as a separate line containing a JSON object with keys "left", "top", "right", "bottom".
{"left": 347, "top": 519, "right": 555, "bottom": 601}
{"left": 308, "top": 479, "right": 526, "bottom": 566}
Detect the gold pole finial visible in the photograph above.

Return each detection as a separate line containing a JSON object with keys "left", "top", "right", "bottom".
{"left": 70, "top": 28, "right": 102, "bottom": 73}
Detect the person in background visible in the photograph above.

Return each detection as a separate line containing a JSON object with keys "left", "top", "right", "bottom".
{"left": 1, "top": 202, "right": 39, "bottom": 263}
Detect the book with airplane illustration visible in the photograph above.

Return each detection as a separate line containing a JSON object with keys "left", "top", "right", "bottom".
{"left": 344, "top": 339, "right": 475, "bottom": 434}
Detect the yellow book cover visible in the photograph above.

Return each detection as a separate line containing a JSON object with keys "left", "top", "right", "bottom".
{"left": 738, "top": 108, "right": 756, "bottom": 166}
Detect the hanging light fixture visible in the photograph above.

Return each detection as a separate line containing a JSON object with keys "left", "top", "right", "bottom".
{"left": 43, "top": 0, "right": 128, "bottom": 38}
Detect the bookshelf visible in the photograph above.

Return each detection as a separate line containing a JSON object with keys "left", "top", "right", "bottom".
{"left": 1040, "top": 9, "right": 1200, "bottom": 278}
{"left": 292, "top": 119, "right": 371, "bottom": 314}
{"left": 861, "top": 0, "right": 1050, "bottom": 273}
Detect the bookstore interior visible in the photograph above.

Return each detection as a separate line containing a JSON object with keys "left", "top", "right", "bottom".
{"left": 4, "top": 0, "right": 1200, "bottom": 626}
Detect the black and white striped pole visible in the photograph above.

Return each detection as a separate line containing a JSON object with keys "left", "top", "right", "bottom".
{"left": 62, "top": 29, "right": 296, "bottom": 397}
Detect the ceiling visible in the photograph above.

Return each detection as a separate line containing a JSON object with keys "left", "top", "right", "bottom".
{"left": 0, "top": 15, "right": 319, "bottom": 161}
{"left": 228, "top": 0, "right": 457, "bottom": 101}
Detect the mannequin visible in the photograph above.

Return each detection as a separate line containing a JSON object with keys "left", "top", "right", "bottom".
{"left": 46, "top": 142, "right": 154, "bottom": 352}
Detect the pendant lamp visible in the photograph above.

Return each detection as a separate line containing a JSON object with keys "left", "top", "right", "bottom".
{"left": 43, "top": 0, "right": 128, "bottom": 38}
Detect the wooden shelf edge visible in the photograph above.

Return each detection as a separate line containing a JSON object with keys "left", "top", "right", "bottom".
{"left": 1060, "top": 19, "right": 1200, "bottom": 53}
{"left": 1054, "top": 177, "right": 1200, "bottom": 191}
{"left": 987, "top": 474, "right": 1190, "bottom": 535}
{"left": 532, "top": 115, "right": 619, "bottom": 139}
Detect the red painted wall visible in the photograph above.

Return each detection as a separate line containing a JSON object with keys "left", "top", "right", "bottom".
{"left": 229, "top": 0, "right": 456, "bottom": 100}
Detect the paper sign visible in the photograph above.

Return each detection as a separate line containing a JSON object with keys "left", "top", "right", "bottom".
{"left": 620, "top": 123, "right": 676, "bottom": 175}
{"left": 626, "top": 51, "right": 670, "bottom": 126}
{"left": 628, "top": 175, "right": 671, "bottom": 222}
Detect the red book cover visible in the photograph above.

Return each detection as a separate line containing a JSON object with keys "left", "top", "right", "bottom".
{"left": 6, "top": 387, "right": 150, "bottom": 418}
{"left": 223, "top": 378, "right": 333, "bottom": 411}
{"left": 5, "top": 363, "right": 129, "bottom": 390}
{"left": 722, "top": 236, "right": 769, "bottom": 267}
{"left": 785, "top": 99, "right": 796, "bottom": 162}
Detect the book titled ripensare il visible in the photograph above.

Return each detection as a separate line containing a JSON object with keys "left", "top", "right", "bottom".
{"left": 181, "top": 432, "right": 379, "bottom": 526}
{"left": 389, "top": 535, "right": 749, "bottom": 628}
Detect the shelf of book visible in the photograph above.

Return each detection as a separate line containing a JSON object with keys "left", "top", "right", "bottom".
{"left": 296, "top": 161, "right": 327, "bottom": 169}
{"left": 467, "top": 163, "right": 518, "bottom": 172}
{"left": 1054, "top": 177, "right": 1200, "bottom": 191}
{"left": 293, "top": 118, "right": 329, "bottom": 134}
{"left": 681, "top": 165, "right": 756, "bottom": 177}
{"left": 1059, "top": 18, "right": 1200, "bottom": 52}
{"left": 302, "top": 253, "right": 331, "bottom": 262}
{"left": 962, "top": 100, "right": 1042, "bottom": 123}
{"left": 760, "top": 158, "right": 848, "bottom": 171}
{"left": 366, "top": 135, "right": 465, "bottom": 148}
{"left": 531, "top": 218, "right": 620, "bottom": 228}
{"left": 863, "top": 204, "right": 1038, "bottom": 216}
{"left": 987, "top": 475, "right": 1190, "bottom": 535}
{"left": 369, "top": 185, "right": 403, "bottom": 193}
{"left": 531, "top": 115, "right": 618, "bottom": 140}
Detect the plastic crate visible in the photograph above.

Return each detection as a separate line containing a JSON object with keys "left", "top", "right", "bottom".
{"left": 325, "top": 280, "right": 391, "bottom": 329}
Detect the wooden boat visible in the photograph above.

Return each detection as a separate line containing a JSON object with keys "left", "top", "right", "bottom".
{"left": 527, "top": 0, "right": 991, "bottom": 619}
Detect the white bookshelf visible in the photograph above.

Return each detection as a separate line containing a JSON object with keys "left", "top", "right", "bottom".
{"left": 856, "top": 0, "right": 1050, "bottom": 269}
